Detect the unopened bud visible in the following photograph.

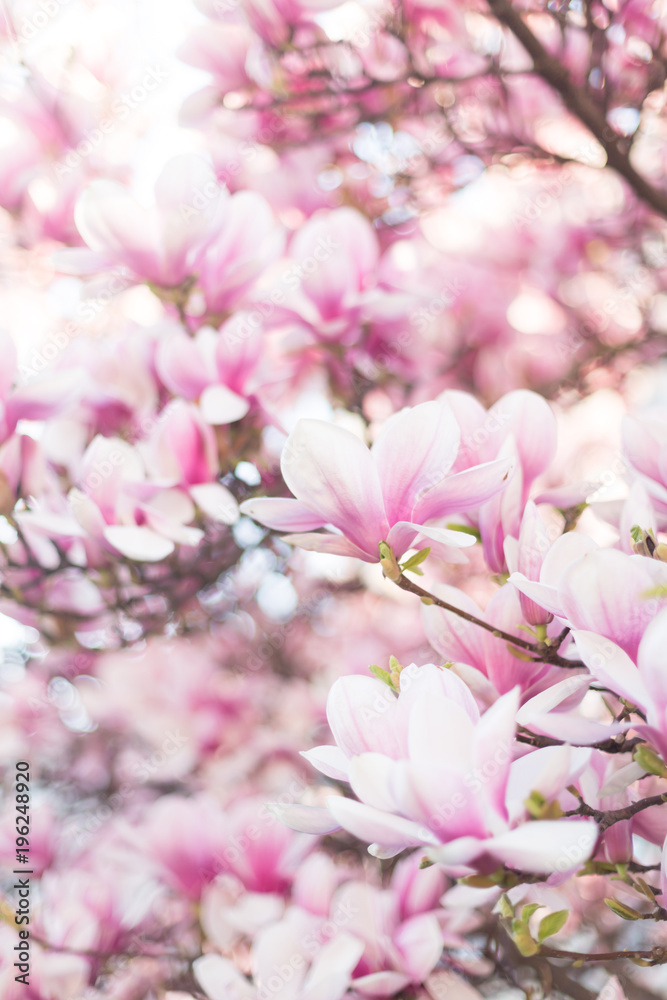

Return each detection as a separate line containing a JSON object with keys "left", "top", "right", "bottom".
{"left": 379, "top": 541, "right": 401, "bottom": 582}
{"left": 633, "top": 744, "right": 667, "bottom": 777}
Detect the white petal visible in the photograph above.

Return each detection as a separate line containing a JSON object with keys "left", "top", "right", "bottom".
{"left": 191, "top": 482, "right": 240, "bottom": 523}
{"left": 103, "top": 525, "right": 174, "bottom": 561}
{"left": 200, "top": 383, "right": 250, "bottom": 424}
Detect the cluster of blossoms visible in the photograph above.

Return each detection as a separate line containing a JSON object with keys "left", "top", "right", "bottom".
{"left": 2, "top": 1, "right": 667, "bottom": 1000}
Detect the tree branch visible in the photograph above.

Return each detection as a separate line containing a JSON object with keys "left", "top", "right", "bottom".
{"left": 485, "top": 0, "right": 667, "bottom": 218}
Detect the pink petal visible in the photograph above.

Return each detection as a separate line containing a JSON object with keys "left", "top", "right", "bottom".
{"left": 191, "top": 483, "right": 239, "bottom": 523}
{"left": 289, "top": 208, "right": 378, "bottom": 320}
{"left": 193, "top": 954, "right": 255, "bottom": 1000}
{"left": 326, "top": 797, "right": 440, "bottom": 851}
{"left": 349, "top": 753, "right": 399, "bottom": 812}
{"left": 156, "top": 329, "right": 211, "bottom": 399}
{"left": 266, "top": 803, "right": 342, "bottom": 835}
{"left": 421, "top": 587, "right": 488, "bottom": 675}
{"left": 200, "top": 384, "right": 250, "bottom": 424}
{"left": 394, "top": 912, "right": 443, "bottom": 981}
{"left": 637, "top": 607, "right": 667, "bottom": 722}
{"left": 281, "top": 419, "right": 388, "bottom": 557}
{"left": 572, "top": 631, "right": 650, "bottom": 711}
{"left": 413, "top": 457, "right": 514, "bottom": 523}
{"left": 486, "top": 819, "right": 598, "bottom": 873}
{"left": 371, "top": 401, "right": 459, "bottom": 524}
{"left": 560, "top": 550, "right": 667, "bottom": 660}
{"left": 352, "top": 972, "right": 412, "bottom": 997}
{"left": 326, "top": 675, "right": 408, "bottom": 760}
{"left": 239, "top": 497, "right": 326, "bottom": 532}
{"left": 485, "top": 390, "right": 557, "bottom": 487}
{"left": 471, "top": 687, "right": 519, "bottom": 832}
{"left": 302, "top": 933, "right": 366, "bottom": 1000}
{"left": 103, "top": 525, "right": 175, "bottom": 561}
{"left": 300, "top": 745, "right": 351, "bottom": 781}
{"left": 281, "top": 532, "right": 374, "bottom": 560}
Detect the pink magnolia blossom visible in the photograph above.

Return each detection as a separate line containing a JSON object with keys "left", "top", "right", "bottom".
{"left": 422, "top": 583, "right": 561, "bottom": 701}
{"left": 295, "top": 664, "right": 598, "bottom": 873}
{"left": 69, "top": 435, "right": 206, "bottom": 562}
{"left": 512, "top": 548, "right": 667, "bottom": 661}
{"left": 64, "top": 155, "right": 228, "bottom": 288}
{"left": 263, "top": 207, "right": 414, "bottom": 345}
{"left": 155, "top": 322, "right": 262, "bottom": 425}
{"left": 241, "top": 400, "right": 513, "bottom": 562}
{"left": 573, "top": 607, "right": 667, "bottom": 759}
{"left": 443, "top": 389, "right": 558, "bottom": 573}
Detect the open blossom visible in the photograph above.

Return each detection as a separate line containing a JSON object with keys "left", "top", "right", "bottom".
{"left": 241, "top": 400, "right": 513, "bottom": 562}
{"left": 155, "top": 322, "right": 263, "bottom": 425}
{"left": 511, "top": 547, "right": 667, "bottom": 661}
{"left": 68, "top": 434, "right": 206, "bottom": 561}
{"left": 263, "top": 207, "right": 415, "bottom": 345}
{"left": 63, "top": 155, "right": 228, "bottom": 288}
{"left": 573, "top": 607, "right": 667, "bottom": 760}
{"left": 422, "top": 583, "right": 562, "bottom": 702}
{"left": 443, "top": 389, "right": 558, "bottom": 573}
{"left": 623, "top": 411, "right": 667, "bottom": 524}
{"left": 289, "top": 664, "right": 597, "bottom": 873}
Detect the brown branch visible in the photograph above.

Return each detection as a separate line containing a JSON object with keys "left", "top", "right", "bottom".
{"left": 393, "top": 571, "right": 538, "bottom": 650}
{"left": 392, "top": 570, "right": 582, "bottom": 667}
{"left": 540, "top": 944, "right": 667, "bottom": 966}
{"left": 485, "top": 0, "right": 667, "bottom": 218}
{"left": 564, "top": 792, "right": 667, "bottom": 831}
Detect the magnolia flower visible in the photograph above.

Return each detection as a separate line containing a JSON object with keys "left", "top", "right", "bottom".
{"left": 443, "top": 389, "right": 558, "bottom": 573}
{"left": 422, "top": 582, "right": 561, "bottom": 702}
{"left": 63, "top": 155, "right": 227, "bottom": 288}
{"left": 573, "top": 606, "right": 667, "bottom": 759}
{"left": 194, "top": 909, "right": 365, "bottom": 1000}
{"left": 287, "top": 664, "right": 598, "bottom": 874}
{"left": 155, "top": 321, "right": 262, "bottom": 425}
{"left": 265, "top": 207, "right": 412, "bottom": 345}
{"left": 241, "top": 400, "right": 513, "bottom": 562}
{"left": 512, "top": 548, "right": 667, "bottom": 660}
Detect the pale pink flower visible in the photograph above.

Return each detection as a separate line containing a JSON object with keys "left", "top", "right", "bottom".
{"left": 241, "top": 400, "right": 513, "bottom": 562}
{"left": 295, "top": 664, "right": 598, "bottom": 873}
{"left": 64, "top": 155, "right": 227, "bottom": 287}
{"left": 443, "top": 389, "right": 558, "bottom": 572}
{"left": 573, "top": 606, "right": 667, "bottom": 759}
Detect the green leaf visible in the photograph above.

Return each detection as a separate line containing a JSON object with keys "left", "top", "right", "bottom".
{"left": 369, "top": 665, "right": 394, "bottom": 689}
{"left": 537, "top": 910, "right": 569, "bottom": 942}
{"left": 400, "top": 547, "right": 431, "bottom": 574}
{"left": 521, "top": 904, "right": 542, "bottom": 924}
{"left": 445, "top": 523, "right": 481, "bottom": 541}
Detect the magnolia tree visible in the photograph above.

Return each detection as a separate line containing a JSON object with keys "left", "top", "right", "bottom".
{"left": 2, "top": 1, "right": 667, "bottom": 999}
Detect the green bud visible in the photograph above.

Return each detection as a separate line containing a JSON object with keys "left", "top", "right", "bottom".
{"left": 498, "top": 894, "right": 514, "bottom": 919}
{"left": 633, "top": 744, "right": 667, "bottom": 778}
{"left": 604, "top": 898, "right": 643, "bottom": 921}
{"left": 511, "top": 919, "right": 540, "bottom": 957}
{"left": 378, "top": 541, "right": 401, "bottom": 582}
